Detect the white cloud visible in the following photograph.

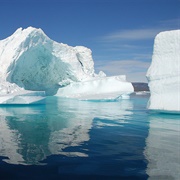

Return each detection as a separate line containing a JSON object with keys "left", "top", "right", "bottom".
{"left": 102, "top": 19, "right": 180, "bottom": 42}
{"left": 95, "top": 60, "right": 150, "bottom": 82}
{"left": 159, "top": 18, "right": 180, "bottom": 27}
{"left": 103, "top": 28, "right": 163, "bottom": 41}
{"left": 133, "top": 53, "right": 152, "bottom": 60}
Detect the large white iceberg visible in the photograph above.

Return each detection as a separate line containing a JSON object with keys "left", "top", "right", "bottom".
{"left": 0, "top": 27, "right": 133, "bottom": 100}
{"left": 146, "top": 30, "right": 180, "bottom": 112}
{"left": 0, "top": 27, "right": 95, "bottom": 94}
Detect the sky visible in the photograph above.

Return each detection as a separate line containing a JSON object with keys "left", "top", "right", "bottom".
{"left": 0, "top": 0, "right": 179, "bottom": 82}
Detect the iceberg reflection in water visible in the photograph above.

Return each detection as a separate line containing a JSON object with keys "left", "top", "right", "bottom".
{"left": 144, "top": 113, "right": 180, "bottom": 180}
{"left": 0, "top": 95, "right": 179, "bottom": 179}
{"left": 0, "top": 97, "right": 133, "bottom": 165}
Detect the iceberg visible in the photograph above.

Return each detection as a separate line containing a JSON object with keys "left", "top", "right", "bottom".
{"left": 146, "top": 30, "right": 180, "bottom": 112}
{"left": 56, "top": 75, "right": 133, "bottom": 100}
{"left": 0, "top": 27, "right": 96, "bottom": 95}
{"left": 0, "top": 27, "right": 133, "bottom": 101}
{"left": 0, "top": 81, "right": 45, "bottom": 104}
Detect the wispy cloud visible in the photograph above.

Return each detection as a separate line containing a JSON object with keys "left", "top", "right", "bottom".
{"left": 95, "top": 60, "right": 150, "bottom": 82}
{"left": 159, "top": 18, "right": 180, "bottom": 28}
{"left": 102, "top": 28, "right": 163, "bottom": 42}
{"left": 133, "top": 53, "right": 152, "bottom": 61}
{"left": 105, "top": 44, "right": 152, "bottom": 51}
{"left": 102, "top": 19, "right": 180, "bottom": 42}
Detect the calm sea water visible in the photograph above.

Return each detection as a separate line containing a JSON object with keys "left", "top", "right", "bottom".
{"left": 0, "top": 94, "right": 179, "bottom": 180}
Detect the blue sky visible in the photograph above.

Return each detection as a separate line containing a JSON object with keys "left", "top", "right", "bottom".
{"left": 0, "top": 0, "right": 179, "bottom": 82}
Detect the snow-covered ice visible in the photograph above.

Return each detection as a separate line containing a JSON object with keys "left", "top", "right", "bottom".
{"left": 0, "top": 27, "right": 134, "bottom": 102}
{"left": 146, "top": 30, "right": 180, "bottom": 112}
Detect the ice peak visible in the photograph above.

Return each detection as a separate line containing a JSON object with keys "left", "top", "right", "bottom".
{"left": 23, "top": 26, "right": 45, "bottom": 35}
{"left": 13, "top": 27, "right": 23, "bottom": 34}
{"left": 10, "top": 26, "right": 47, "bottom": 40}
{"left": 12, "top": 26, "right": 42, "bottom": 34}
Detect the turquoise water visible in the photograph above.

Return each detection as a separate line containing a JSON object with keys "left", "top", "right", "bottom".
{"left": 0, "top": 94, "right": 179, "bottom": 179}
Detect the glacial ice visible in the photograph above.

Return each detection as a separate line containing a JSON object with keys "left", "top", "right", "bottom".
{"left": 146, "top": 30, "right": 180, "bottom": 112}
{"left": 0, "top": 81, "right": 45, "bottom": 104}
{"left": 56, "top": 75, "right": 133, "bottom": 100}
{"left": 0, "top": 27, "right": 96, "bottom": 95}
{"left": 0, "top": 27, "right": 134, "bottom": 102}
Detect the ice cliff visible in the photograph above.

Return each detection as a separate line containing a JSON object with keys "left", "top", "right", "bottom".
{"left": 0, "top": 27, "right": 133, "bottom": 101}
{"left": 146, "top": 30, "right": 180, "bottom": 112}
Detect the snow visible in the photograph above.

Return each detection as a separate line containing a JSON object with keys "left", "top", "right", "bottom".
{"left": 0, "top": 81, "right": 45, "bottom": 104}
{"left": 56, "top": 75, "right": 134, "bottom": 100}
{"left": 146, "top": 30, "right": 180, "bottom": 112}
{"left": 0, "top": 27, "right": 134, "bottom": 102}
